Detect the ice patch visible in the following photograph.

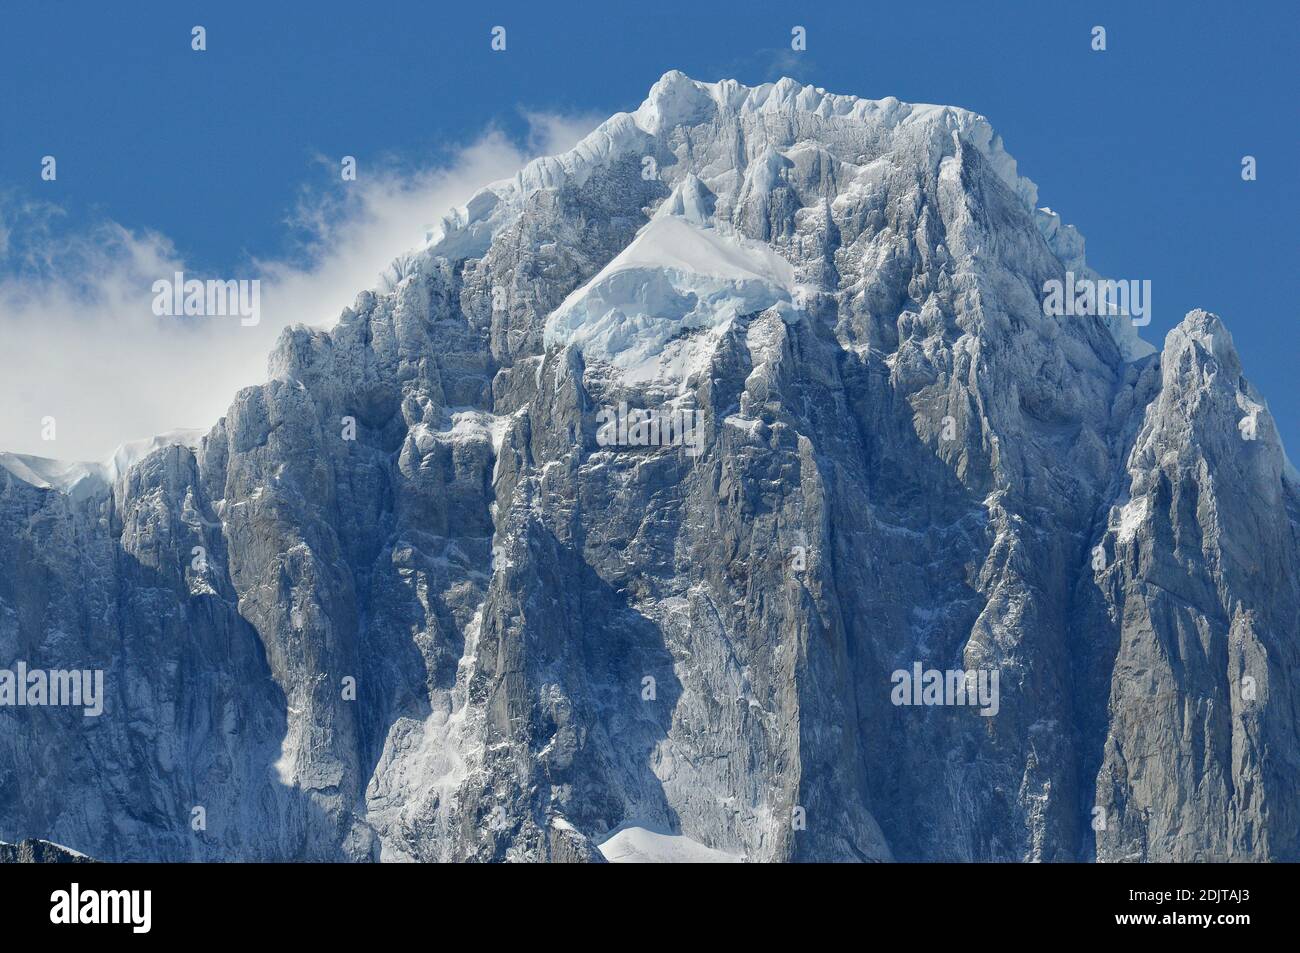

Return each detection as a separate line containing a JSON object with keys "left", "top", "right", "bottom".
{"left": 724, "top": 414, "right": 763, "bottom": 437}
{"left": 544, "top": 181, "right": 796, "bottom": 383}
{"left": 427, "top": 410, "right": 511, "bottom": 453}
{"left": 1114, "top": 496, "right": 1149, "bottom": 544}
{"left": 597, "top": 822, "right": 743, "bottom": 863}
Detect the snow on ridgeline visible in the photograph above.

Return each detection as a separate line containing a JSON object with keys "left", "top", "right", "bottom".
{"left": 426, "top": 71, "right": 1040, "bottom": 263}
{"left": 597, "top": 822, "right": 744, "bottom": 863}
{"left": 425, "top": 70, "right": 1153, "bottom": 368}
{"left": 0, "top": 429, "right": 206, "bottom": 501}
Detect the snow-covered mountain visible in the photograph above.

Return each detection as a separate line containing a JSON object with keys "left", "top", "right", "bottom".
{"left": 1, "top": 72, "right": 1296, "bottom": 862}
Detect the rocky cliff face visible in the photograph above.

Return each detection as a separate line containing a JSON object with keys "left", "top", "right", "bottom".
{"left": 1, "top": 72, "right": 1295, "bottom": 862}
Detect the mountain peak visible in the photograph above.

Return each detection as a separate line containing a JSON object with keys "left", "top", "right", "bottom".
{"left": 1163, "top": 308, "right": 1240, "bottom": 375}
{"left": 6, "top": 70, "right": 1294, "bottom": 866}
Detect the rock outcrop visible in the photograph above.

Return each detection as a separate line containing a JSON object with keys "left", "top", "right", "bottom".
{"left": 0, "top": 839, "right": 94, "bottom": 863}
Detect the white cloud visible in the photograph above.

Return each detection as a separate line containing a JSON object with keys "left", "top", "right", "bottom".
{"left": 520, "top": 109, "right": 609, "bottom": 156}
{"left": 0, "top": 113, "right": 599, "bottom": 461}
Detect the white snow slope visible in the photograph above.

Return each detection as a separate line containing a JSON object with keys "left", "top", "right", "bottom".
{"left": 597, "top": 823, "right": 744, "bottom": 863}
{"left": 544, "top": 176, "right": 797, "bottom": 384}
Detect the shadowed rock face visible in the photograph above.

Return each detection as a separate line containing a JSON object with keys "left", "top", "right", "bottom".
{"left": 0, "top": 73, "right": 1295, "bottom": 862}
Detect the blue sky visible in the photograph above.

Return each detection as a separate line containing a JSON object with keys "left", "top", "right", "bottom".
{"left": 1, "top": 0, "right": 1296, "bottom": 457}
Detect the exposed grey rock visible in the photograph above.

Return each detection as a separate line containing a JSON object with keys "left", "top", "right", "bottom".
{"left": 0, "top": 73, "right": 1295, "bottom": 862}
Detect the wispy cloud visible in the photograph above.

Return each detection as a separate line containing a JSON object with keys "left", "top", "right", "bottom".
{"left": 0, "top": 113, "right": 599, "bottom": 461}
{"left": 519, "top": 109, "right": 609, "bottom": 156}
